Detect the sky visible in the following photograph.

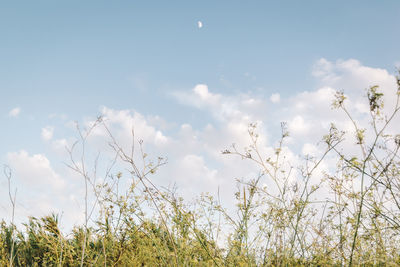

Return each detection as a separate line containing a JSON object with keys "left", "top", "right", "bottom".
{"left": 1, "top": 1, "right": 400, "bottom": 229}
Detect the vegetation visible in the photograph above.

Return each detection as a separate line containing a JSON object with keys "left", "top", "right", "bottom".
{"left": 1, "top": 75, "right": 400, "bottom": 266}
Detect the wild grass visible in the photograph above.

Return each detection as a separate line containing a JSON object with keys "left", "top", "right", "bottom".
{"left": 1, "top": 76, "right": 400, "bottom": 266}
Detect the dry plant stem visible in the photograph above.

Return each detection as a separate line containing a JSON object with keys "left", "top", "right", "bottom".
{"left": 65, "top": 117, "right": 103, "bottom": 267}
{"left": 290, "top": 141, "right": 340, "bottom": 257}
{"left": 4, "top": 165, "right": 17, "bottom": 267}
{"left": 227, "top": 123, "right": 339, "bottom": 262}
{"left": 102, "top": 123, "right": 180, "bottom": 267}
{"left": 338, "top": 91, "right": 400, "bottom": 267}
{"left": 340, "top": 105, "right": 368, "bottom": 267}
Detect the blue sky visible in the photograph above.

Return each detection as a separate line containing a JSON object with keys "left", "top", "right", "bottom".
{"left": 1, "top": 1, "right": 400, "bottom": 227}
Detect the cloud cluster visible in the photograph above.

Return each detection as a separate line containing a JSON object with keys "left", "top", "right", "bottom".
{"left": 4, "top": 58, "right": 399, "bottom": 228}
{"left": 90, "top": 107, "right": 170, "bottom": 148}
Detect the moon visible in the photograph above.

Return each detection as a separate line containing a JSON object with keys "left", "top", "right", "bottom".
{"left": 197, "top": 21, "right": 203, "bottom": 29}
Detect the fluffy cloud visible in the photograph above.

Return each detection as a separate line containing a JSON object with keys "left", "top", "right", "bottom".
{"left": 270, "top": 93, "right": 281, "bottom": 103}
{"left": 312, "top": 58, "right": 398, "bottom": 113}
{"left": 41, "top": 126, "right": 54, "bottom": 141}
{"left": 174, "top": 84, "right": 265, "bottom": 119}
{"left": 167, "top": 58, "right": 399, "bottom": 200}
{"left": 2, "top": 150, "right": 85, "bottom": 228}
{"left": 7, "top": 150, "right": 65, "bottom": 190}
{"left": 288, "top": 115, "right": 311, "bottom": 136}
{"left": 7, "top": 58, "right": 397, "bottom": 230}
{"left": 289, "top": 59, "right": 400, "bottom": 146}
{"left": 171, "top": 154, "right": 219, "bottom": 197}
{"left": 100, "top": 107, "right": 169, "bottom": 146}
{"left": 102, "top": 61, "right": 397, "bottom": 195}
{"left": 173, "top": 84, "right": 222, "bottom": 110}
{"left": 8, "top": 107, "right": 21, "bottom": 117}
{"left": 172, "top": 84, "right": 269, "bottom": 150}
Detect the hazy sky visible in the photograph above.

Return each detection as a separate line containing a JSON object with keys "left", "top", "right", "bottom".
{"left": 1, "top": 1, "right": 399, "bottom": 228}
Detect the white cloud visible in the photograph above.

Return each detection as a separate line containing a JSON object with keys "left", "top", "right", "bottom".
{"left": 93, "top": 107, "right": 170, "bottom": 147}
{"left": 312, "top": 58, "right": 397, "bottom": 112}
{"left": 7, "top": 150, "right": 65, "bottom": 190}
{"left": 174, "top": 154, "right": 218, "bottom": 192}
{"left": 270, "top": 93, "right": 280, "bottom": 103}
{"left": 288, "top": 115, "right": 310, "bottom": 136}
{"left": 8, "top": 107, "right": 21, "bottom": 117}
{"left": 302, "top": 143, "right": 318, "bottom": 156}
{"left": 312, "top": 58, "right": 338, "bottom": 82}
{"left": 74, "top": 107, "right": 171, "bottom": 164}
{"left": 174, "top": 84, "right": 222, "bottom": 109}
{"left": 51, "top": 138, "right": 69, "bottom": 155}
{"left": 41, "top": 126, "right": 54, "bottom": 141}
{"left": 6, "top": 58, "right": 396, "bottom": 232}
{"left": 194, "top": 84, "right": 212, "bottom": 100}
{"left": 171, "top": 58, "right": 399, "bottom": 190}
{"left": 173, "top": 84, "right": 267, "bottom": 124}
{"left": 69, "top": 59, "right": 399, "bottom": 207}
